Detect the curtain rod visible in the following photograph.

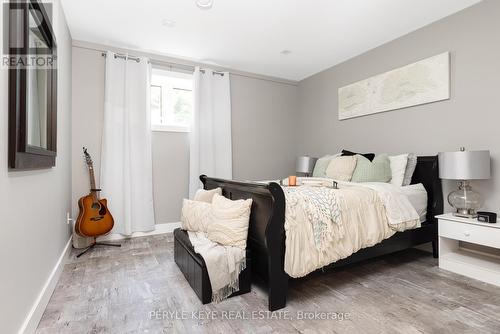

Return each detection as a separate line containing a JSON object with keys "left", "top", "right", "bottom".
{"left": 101, "top": 52, "right": 225, "bottom": 76}
{"left": 74, "top": 45, "right": 297, "bottom": 85}
{"left": 101, "top": 52, "right": 140, "bottom": 62}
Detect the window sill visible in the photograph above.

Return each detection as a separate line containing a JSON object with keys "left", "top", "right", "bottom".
{"left": 151, "top": 124, "right": 190, "bottom": 133}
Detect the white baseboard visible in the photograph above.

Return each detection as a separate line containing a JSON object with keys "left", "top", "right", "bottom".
{"left": 19, "top": 237, "right": 72, "bottom": 334}
{"left": 97, "top": 222, "right": 180, "bottom": 242}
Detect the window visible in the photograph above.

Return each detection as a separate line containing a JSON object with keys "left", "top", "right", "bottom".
{"left": 150, "top": 69, "right": 193, "bottom": 132}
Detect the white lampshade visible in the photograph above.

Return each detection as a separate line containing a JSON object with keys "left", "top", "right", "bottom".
{"left": 296, "top": 156, "right": 317, "bottom": 174}
{"left": 438, "top": 149, "right": 490, "bottom": 180}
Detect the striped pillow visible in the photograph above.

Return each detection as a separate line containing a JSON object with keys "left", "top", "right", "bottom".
{"left": 402, "top": 153, "right": 418, "bottom": 186}
{"left": 351, "top": 154, "right": 391, "bottom": 183}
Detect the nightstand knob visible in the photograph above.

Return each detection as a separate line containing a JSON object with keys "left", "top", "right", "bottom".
{"left": 464, "top": 231, "right": 471, "bottom": 237}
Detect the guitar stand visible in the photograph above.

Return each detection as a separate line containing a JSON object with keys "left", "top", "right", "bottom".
{"left": 76, "top": 239, "right": 121, "bottom": 258}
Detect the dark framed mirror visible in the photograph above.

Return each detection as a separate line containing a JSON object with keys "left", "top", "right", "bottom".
{"left": 8, "top": 0, "right": 57, "bottom": 169}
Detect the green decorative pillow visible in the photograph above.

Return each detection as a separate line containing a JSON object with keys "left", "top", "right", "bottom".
{"left": 312, "top": 154, "right": 339, "bottom": 177}
{"left": 351, "top": 154, "right": 391, "bottom": 183}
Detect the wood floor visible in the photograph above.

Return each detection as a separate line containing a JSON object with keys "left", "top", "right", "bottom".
{"left": 36, "top": 234, "right": 500, "bottom": 334}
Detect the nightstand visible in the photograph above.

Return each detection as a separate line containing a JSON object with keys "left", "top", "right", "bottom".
{"left": 436, "top": 213, "right": 500, "bottom": 287}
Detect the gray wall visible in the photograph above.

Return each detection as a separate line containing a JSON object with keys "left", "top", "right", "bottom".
{"left": 0, "top": 2, "right": 73, "bottom": 333}
{"left": 71, "top": 47, "right": 105, "bottom": 219}
{"left": 151, "top": 131, "right": 190, "bottom": 223}
{"left": 71, "top": 46, "right": 298, "bottom": 223}
{"left": 231, "top": 74, "right": 298, "bottom": 181}
{"left": 297, "top": 0, "right": 499, "bottom": 211}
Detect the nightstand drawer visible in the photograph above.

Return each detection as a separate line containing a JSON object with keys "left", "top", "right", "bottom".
{"left": 439, "top": 219, "right": 500, "bottom": 248}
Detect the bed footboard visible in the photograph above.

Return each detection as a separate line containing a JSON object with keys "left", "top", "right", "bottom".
{"left": 200, "top": 175, "right": 288, "bottom": 311}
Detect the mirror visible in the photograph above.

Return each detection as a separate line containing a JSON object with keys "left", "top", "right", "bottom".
{"left": 8, "top": 0, "right": 57, "bottom": 169}
{"left": 27, "top": 9, "right": 50, "bottom": 149}
{"left": 27, "top": 68, "right": 49, "bottom": 149}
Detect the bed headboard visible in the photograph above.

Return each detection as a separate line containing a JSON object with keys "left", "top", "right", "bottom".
{"left": 411, "top": 155, "right": 443, "bottom": 223}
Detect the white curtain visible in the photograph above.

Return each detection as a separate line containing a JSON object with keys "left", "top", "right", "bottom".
{"left": 101, "top": 51, "right": 155, "bottom": 235}
{"left": 189, "top": 67, "right": 232, "bottom": 198}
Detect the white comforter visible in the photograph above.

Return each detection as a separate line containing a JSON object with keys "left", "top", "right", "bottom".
{"left": 283, "top": 180, "right": 420, "bottom": 278}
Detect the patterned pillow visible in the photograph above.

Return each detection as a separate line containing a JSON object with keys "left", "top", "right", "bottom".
{"left": 312, "top": 154, "right": 340, "bottom": 177}
{"left": 194, "top": 187, "right": 222, "bottom": 203}
{"left": 325, "top": 155, "right": 358, "bottom": 181}
{"left": 351, "top": 154, "right": 391, "bottom": 183}
{"left": 181, "top": 199, "right": 213, "bottom": 232}
{"left": 207, "top": 194, "right": 252, "bottom": 249}
{"left": 402, "top": 153, "right": 418, "bottom": 186}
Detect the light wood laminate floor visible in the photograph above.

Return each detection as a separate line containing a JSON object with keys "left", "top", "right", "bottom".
{"left": 36, "top": 235, "right": 500, "bottom": 334}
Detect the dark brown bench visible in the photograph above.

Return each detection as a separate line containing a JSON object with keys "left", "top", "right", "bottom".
{"left": 173, "top": 228, "right": 251, "bottom": 304}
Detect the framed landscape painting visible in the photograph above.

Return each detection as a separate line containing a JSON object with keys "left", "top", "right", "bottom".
{"left": 338, "top": 52, "right": 450, "bottom": 120}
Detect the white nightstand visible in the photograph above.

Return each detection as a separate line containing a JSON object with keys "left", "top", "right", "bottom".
{"left": 437, "top": 213, "right": 500, "bottom": 287}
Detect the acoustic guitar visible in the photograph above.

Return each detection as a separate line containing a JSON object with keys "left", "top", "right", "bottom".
{"left": 75, "top": 148, "right": 114, "bottom": 238}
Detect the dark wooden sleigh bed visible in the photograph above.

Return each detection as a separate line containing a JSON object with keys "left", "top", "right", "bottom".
{"left": 200, "top": 156, "right": 443, "bottom": 311}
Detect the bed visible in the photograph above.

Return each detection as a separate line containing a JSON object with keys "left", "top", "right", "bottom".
{"left": 200, "top": 156, "right": 443, "bottom": 311}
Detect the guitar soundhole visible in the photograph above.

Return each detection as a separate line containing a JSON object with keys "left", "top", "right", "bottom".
{"left": 91, "top": 202, "right": 107, "bottom": 215}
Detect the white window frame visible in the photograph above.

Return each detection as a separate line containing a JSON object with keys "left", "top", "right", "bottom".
{"left": 151, "top": 123, "right": 190, "bottom": 133}
{"left": 150, "top": 68, "right": 193, "bottom": 133}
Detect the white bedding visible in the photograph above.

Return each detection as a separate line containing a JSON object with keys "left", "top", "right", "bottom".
{"left": 278, "top": 177, "right": 428, "bottom": 221}
{"left": 400, "top": 183, "right": 428, "bottom": 222}
{"left": 282, "top": 180, "right": 422, "bottom": 278}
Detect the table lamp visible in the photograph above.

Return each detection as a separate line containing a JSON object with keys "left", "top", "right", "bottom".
{"left": 438, "top": 148, "right": 490, "bottom": 218}
{"left": 296, "top": 156, "right": 317, "bottom": 177}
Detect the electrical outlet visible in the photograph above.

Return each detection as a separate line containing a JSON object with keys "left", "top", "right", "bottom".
{"left": 66, "top": 212, "right": 74, "bottom": 225}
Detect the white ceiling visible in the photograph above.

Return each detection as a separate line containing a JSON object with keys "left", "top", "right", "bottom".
{"left": 61, "top": 0, "right": 481, "bottom": 81}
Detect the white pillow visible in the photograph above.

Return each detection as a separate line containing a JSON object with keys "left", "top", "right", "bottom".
{"left": 193, "top": 187, "right": 222, "bottom": 203}
{"left": 325, "top": 155, "right": 357, "bottom": 181}
{"left": 389, "top": 154, "right": 409, "bottom": 186}
{"left": 206, "top": 194, "right": 252, "bottom": 249}
{"left": 180, "top": 199, "right": 213, "bottom": 232}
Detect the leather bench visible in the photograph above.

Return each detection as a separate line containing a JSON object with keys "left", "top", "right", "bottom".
{"left": 173, "top": 228, "right": 251, "bottom": 304}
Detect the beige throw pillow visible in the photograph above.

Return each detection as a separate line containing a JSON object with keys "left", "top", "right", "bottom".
{"left": 206, "top": 194, "right": 252, "bottom": 249}
{"left": 193, "top": 187, "right": 222, "bottom": 203}
{"left": 325, "top": 155, "right": 357, "bottom": 181}
{"left": 180, "top": 199, "right": 213, "bottom": 232}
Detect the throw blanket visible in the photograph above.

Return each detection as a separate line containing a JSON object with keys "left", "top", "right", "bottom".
{"left": 283, "top": 181, "right": 420, "bottom": 278}
{"left": 187, "top": 231, "right": 246, "bottom": 303}
{"left": 283, "top": 186, "right": 343, "bottom": 251}
{"left": 181, "top": 196, "right": 250, "bottom": 303}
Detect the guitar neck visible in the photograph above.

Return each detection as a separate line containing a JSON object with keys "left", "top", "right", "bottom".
{"left": 89, "top": 165, "right": 99, "bottom": 200}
